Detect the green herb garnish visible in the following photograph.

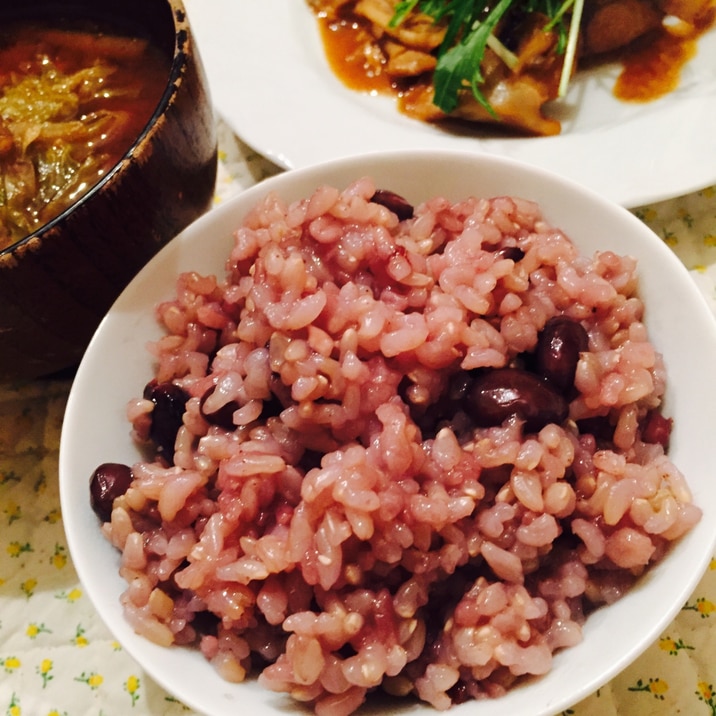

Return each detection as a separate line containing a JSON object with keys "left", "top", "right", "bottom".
{"left": 390, "top": 0, "right": 584, "bottom": 115}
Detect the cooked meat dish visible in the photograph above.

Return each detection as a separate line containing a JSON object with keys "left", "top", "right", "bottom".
{"left": 308, "top": 0, "right": 715, "bottom": 135}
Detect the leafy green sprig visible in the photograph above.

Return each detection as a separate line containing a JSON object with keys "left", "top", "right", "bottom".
{"left": 390, "top": 0, "right": 584, "bottom": 115}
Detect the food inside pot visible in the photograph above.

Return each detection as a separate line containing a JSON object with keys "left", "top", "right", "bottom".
{"left": 0, "top": 22, "right": 171, "bottom": 249}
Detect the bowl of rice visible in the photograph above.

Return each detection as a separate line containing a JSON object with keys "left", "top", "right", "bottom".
{"left": 60, "top": 149, "right": 716, "bottom": 716}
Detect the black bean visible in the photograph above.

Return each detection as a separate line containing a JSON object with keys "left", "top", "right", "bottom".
{"left": 199, "top": 386, "right": 238, "bottom": 430}
{"left": 465, "top": 367, "right": 568, "bottom": 432}
{"left": 370, "top": 189, "right": 414, "bottom": 221}
{"left": 447, "top": 680, "right": 472, "bottom": 705}
{"left": 535, "top": 316, "right": 589, "bottom": 394}
{"left": 89, "top": 462, "right": 133, "bottom": 522}
{"left": 492, "top": 245, "right": 525, "bottom": 262}
{"left": 446, "top": 370, "right": 475, "bottom": 403}
{"left": 400, "top": 371, "right": 475, "bottom": 437}
{"left": 143, "top": 380, "right": 190, "bottom": 462}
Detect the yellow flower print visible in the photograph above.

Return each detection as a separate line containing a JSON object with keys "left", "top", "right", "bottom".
{"left": 112, "top": 641, "right": 122, "bottom": 651}
{"left": 25, "top": 623, "right": 52, "bottom": 639}
{"left": 50, "top": 544, "right": 67, "bottom": 570}
{"left": 661, "top": 228, "right": 677, "bottom": 247}
{"left": 628, "top": 677, "right": 669, "bottom": 700}
{"left": 635, "top": 207, "right": 658, "bottom": 223}
{"left": 3, "top": 501, "right": 21, "bottom": 525}
{"left": 6, "top": 692, "right": 21, "bottom": 716}
{"left": 125, "top": 675, "right": 141, "bottom": 706}
{"left": 43, "top": 509, "right": 61, "bottom": 525}
{"left": 20, "top": 579, "right": 37, "bottom": 598}
{"left": 73, "top": 625, "right": 88, "bottom": 648}
{"left": 677, "top": 208, "right": 694, "bottom": 228}
{"left": 55, "top": 587, "right": 82, "bottom": 603}
{"left": 37, "top": 659, "right": 54, "bottom": 688}
{"left": 658, "top": 636, "right": 694, "bottom": 655}
{"left": 701, "top": 185, "right": 716, "bottom": 198}
{"left": 683, "top": 597, "right": 715, "bottom": 618}
{"left": 659, "top": 637, "right": 676, "bottom": 652}
{"left": 6, "top": 542, "right": 32, "bottom": 559}
{"left": 696, "top": 680, "right": 716, "bottom": 713}
{"left": 1, "top": 656, "right": 21, "bottom": 673}
{"left": 704, "top": 235, "right": 716, "bottom": 248}
{"left": 709, "top": 557, "right": 716, "bottom": 571}
{"left": 75, "top": 671, "right": 103, "bottom": 690}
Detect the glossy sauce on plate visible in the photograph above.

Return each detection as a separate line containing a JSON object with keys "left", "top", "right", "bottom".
{"left": 614, "top": 7, "right": 716, "bottom": 101}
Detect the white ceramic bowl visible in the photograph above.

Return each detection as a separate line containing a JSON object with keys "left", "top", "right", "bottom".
{"left": 59, "top": 149, "right": 716, "bottom": 716}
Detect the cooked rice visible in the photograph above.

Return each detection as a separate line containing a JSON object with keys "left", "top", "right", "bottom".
{"left": 100, "top": 177, "right": 701, "bottom": 714}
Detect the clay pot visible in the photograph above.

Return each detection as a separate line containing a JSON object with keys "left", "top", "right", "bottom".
{"left": 0, "top": 0, "right": 218, "bottom": 380}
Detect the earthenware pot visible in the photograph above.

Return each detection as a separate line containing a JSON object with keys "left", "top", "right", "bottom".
{"left": 0, "top": 0, "right": 217, "bottom": 380}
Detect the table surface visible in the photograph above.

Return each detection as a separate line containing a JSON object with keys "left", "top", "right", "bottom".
{"left": 1, "top": 120, "right": 715, "bottom": 716}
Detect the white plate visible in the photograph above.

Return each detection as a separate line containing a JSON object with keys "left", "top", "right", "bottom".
{"left": 184, "top": 0, "right": 716, "bottom": 208}
{"left": 60, "top": 149, "right": 716, "bottom": 716}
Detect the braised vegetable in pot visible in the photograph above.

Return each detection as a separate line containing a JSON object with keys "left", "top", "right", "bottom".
{"left": 0, "top": 23, "right": 170, "bottom": 249}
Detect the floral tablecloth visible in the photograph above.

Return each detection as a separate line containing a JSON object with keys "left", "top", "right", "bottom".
{"left": 1, "top": 121, "right": 715, "bottom": 716}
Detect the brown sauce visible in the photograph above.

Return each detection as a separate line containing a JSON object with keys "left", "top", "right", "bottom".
{"left": 317, "top": 14, "right": 399, "bottom": 96}
{"left": 614, "top": 32, "right": 696, "bottom": 101}
{"left": 614, "top": 8, "right": 715, "bottom": 101}
{"left": 0, "top": 22, "right": 171, "bottom": 249}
